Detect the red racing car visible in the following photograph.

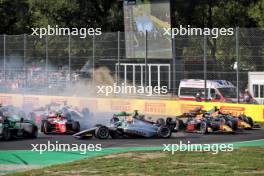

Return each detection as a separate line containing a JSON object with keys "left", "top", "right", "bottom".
{"left": 41, "top": 112, "right": 80, "bottom": 134}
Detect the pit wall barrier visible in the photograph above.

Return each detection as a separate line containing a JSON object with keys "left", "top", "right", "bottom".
{"left": 0, "top": 93, "right": 263, "bottom": 122}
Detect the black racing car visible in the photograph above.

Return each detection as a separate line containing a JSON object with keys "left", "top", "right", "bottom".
{"left": 73, "top": 111, "right": 177, "bottom": 139}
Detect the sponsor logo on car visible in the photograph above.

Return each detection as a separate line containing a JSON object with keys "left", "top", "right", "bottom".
{"left": 125, "top": 129, "right": 146, "bottom": 136}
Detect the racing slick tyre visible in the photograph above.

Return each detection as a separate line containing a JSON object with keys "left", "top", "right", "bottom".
{"left": 2, "top": 127, "right": 12, "bottom": 141}
{"left": 227, "top": 120, "right": 238, "bottom": 131}
{"left": 72, "top": 122, "right": 80, "bottom": 132}
{"left": 43, "top": 121, "right": 51, "bottom": 134}
{"left": 156, "top": 118, "right": 165, "bottom": 126}
{"left": 247, "top": 117, "right": 254, "bottom": 128}
{"left": 200, "top": 122, "right": 208, "bottom": 134}
{"left": 29, "top": 126, "right": 38, "bottom": 138}
{"left": 165, "top": 117, "right": 177, "bottom": 132}
{"left": 157, "top": 126, "right": 171, "bottom": 138}
{"left": 95, "top": 126, "right": 109, "bottom": 139}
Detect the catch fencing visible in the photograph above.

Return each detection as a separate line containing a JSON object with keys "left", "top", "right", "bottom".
{"left": 0, "top": 28, "right": 263, "bottom": 104}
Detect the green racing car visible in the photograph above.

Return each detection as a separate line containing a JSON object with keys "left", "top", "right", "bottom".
{"left": 0, "top": 106, "right": 38, "bottom": 140}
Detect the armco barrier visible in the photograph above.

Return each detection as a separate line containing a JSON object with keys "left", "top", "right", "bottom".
{"left": 0, "top": 93, "right": 263, "bottom": 122}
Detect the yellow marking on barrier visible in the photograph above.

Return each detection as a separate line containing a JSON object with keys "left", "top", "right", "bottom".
{"left": 0, "top": 93, "right": 263, "bottom": 122}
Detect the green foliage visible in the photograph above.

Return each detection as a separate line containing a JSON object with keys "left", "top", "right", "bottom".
{"left": 0, "top": 0, "right": 33, "bottom": 34}
{"left": 249, "top": 0, "right": 264, "bottom": 27}
{"left": 0, "top": 0, "right": 123, "bottom": 34}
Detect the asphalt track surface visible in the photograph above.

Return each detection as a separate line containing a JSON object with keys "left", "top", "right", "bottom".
{"left": 0, "top": 129, "right": 263, "bottom": 150}
{"left": 0, "top": 112, "right": 263, "bottom": 150}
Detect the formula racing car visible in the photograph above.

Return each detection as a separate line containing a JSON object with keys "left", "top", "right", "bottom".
{"left": 0, "top": 105, "right": 38, "bottom": 140}
{"left": 73, "top": 111, "right": 176, "bottom": 139}
{"left": 203, "top": 107, "right": 260, "bottom": 130}
{"left": 41, "top": 111, "right": 80, "bottom": 134}
{"left": 174, "top": 107, "right": 239, "bottom": 134}
{"left": 29, "top": 103, "right": 91, "bottom": 130}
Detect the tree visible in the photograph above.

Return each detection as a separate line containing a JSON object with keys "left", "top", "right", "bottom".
{"left": 0, "top": 0, "right": 33, "bottom": 34}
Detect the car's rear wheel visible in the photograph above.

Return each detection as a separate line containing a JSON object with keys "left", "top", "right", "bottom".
{"left": 43, "top": 121, "right": 51, "bottom": 134}
{"left": 2, "top": 128, "right": 12, "bottom": 140}
{"left": 157, "top": 126, "right": 171, "bottom": 138}
{"left": 30, "top": 126, "right": 38, "bottom": 138}
{"left": 227, "top": 120, "right": 238, "bottom": 131}
{"left": 200, "top": 122, "right": 208, "bottom": 134}
{"left": 95, "top": 126, "right": 109, "bottom": 139}
{"left": 247, "top": 117, "right": 254, "bottom": 127}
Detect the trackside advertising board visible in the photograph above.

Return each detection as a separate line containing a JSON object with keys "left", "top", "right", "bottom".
{"left": 0, "top": 93, "right": 263, "bottom": 122}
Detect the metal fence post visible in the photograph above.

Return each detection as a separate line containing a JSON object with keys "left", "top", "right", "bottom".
{"left": 45, "top": 35, "right": 48, "bottom": 94}
{"left": 3, "top": 34, "right": 6, "bottom": 85}
{"left": 144, "top": 31, "right": 148, "bottom": 88}
{"left": 92, "top": 34, "right": 95, "bottom": 86}
{"left": 68, "top": 35, "right": 71, "bottom": 88}
{"left": 204, "top": 33, "right": 207, "bottom": 100}
{"left": 236, "top": 27, "right": 240, "bottom": 103}
{"left": 23, "top": 34, "right": 27, "bottom": 94}
{"left": 172, "top": 34, "right": 176, "bottom": 95}
{"left": 117, "top": 31, "right": 120, "bottom": 86}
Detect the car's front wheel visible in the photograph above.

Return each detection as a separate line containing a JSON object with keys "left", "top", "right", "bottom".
{"left": 2, "top": 127, "right": 12, "bottom": 140}
{"left": 157, "top": 126, "right": 171, "bottom": 138}
{"left": 43, "top": 121, "right": 51, "bottom": 134}
{"left": 95, "top": 126, "right": 109, "bottom": 139}
{"left": 200, "top": 122, "right": 208, "bottom": 134}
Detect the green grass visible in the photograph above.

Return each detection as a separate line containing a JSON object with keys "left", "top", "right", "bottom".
{"left": 6, "top": 147, "right": 264, "bottom": 176}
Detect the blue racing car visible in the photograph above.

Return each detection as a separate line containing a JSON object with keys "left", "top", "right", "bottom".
{"left": 73, "top": 111, "right": 175, "bottom": 139}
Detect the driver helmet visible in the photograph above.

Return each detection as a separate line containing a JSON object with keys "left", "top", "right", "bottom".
{"left": 56, "top": 112, "right": 63, "bottom": 118}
